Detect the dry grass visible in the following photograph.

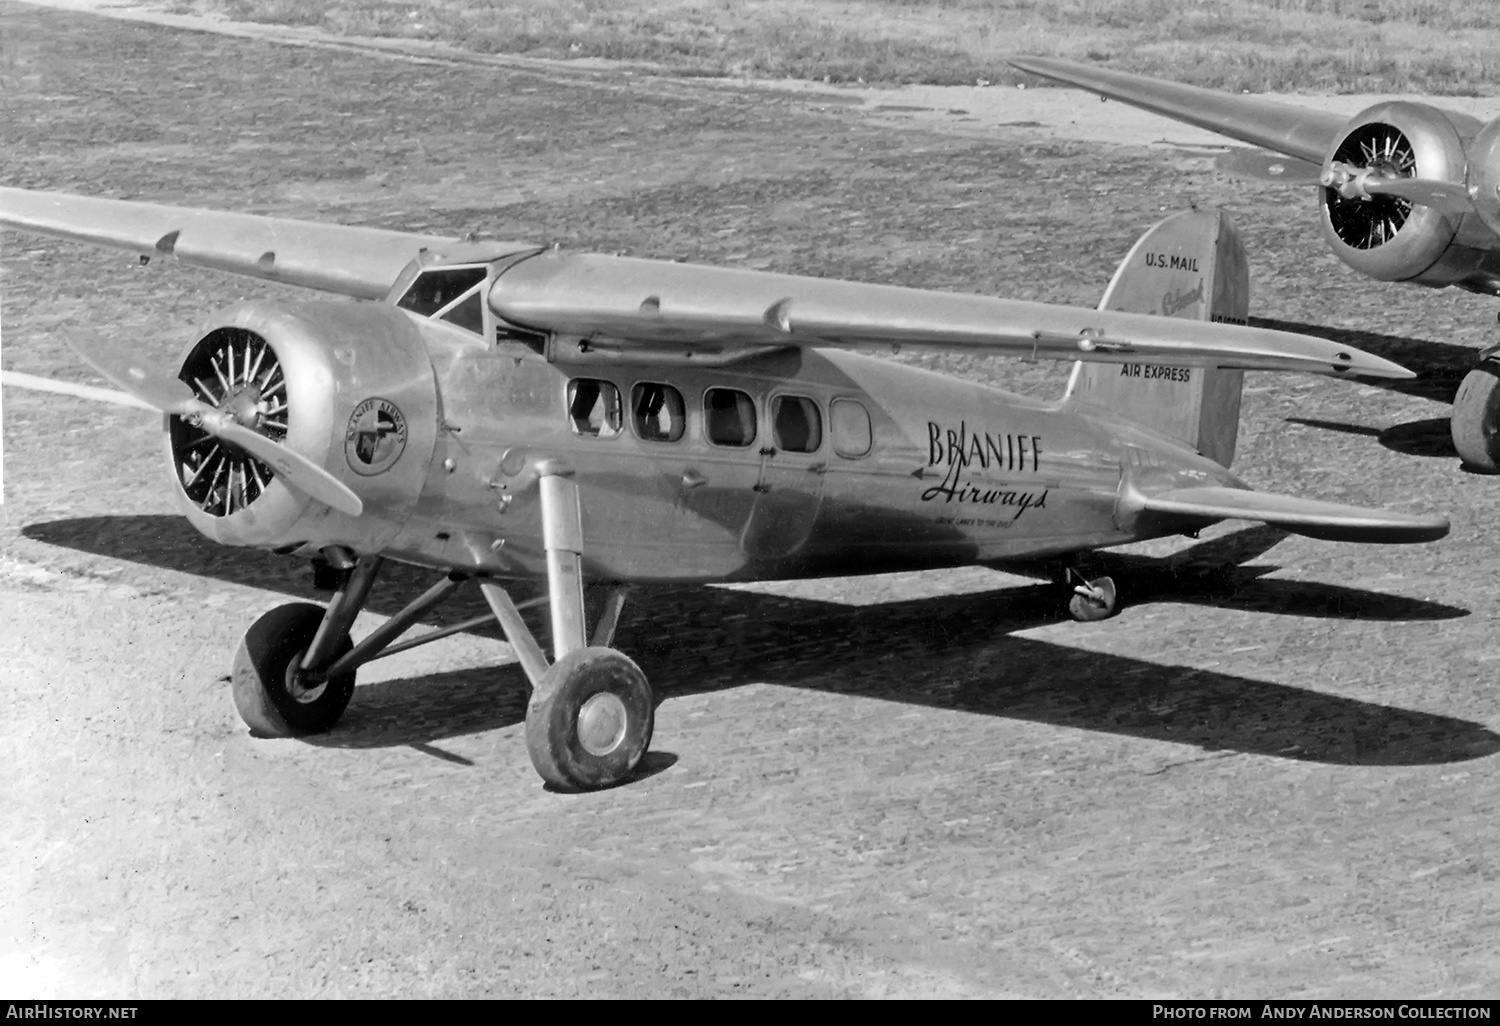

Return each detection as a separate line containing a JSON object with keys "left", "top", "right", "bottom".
{"left": 167, "top": 0, "right": 1500, "bottom": 92}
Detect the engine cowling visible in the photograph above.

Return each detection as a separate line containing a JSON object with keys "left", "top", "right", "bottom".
{"left": 165, "top": 300, "right": 438, "bottom": 552}
{"left": 1464, "top": 115, "right": 1500, "bottom": 240}
{"left": 1318, "top": 101, "right": 1481, "bottom": 286}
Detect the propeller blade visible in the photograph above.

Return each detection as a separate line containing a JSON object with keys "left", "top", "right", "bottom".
{"left": 1361, "top": 175, "right": 1473, "bottom": 214}
{"left": 210, "top": 418, "right": 364, "bottom": 516}
{"left": 1321, "top": 161, "right": 1472, "bottom": 214}
{"left": 1215, "top": 149, "right": 1323, "bottom": 184}
{"left": 66, "top": 334, "right": 206, "bottom": 416}
{"left": 66, "top": 333, "right": 363, "bottom": 517}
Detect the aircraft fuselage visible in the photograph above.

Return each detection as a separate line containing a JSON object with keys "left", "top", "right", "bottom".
{"left": 373, "top": 322, "right": 1240, "bottom": 585}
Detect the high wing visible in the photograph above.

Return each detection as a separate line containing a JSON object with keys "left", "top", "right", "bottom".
{"left": 3, "top": 187, "right": 1412, "bottom": 378}
{"left": 0, "top": 187, "right": 535, "bottom": 300}
{"left": 1005, "top": 56, "right": 1347, "bottom": 164}
{"left": 492, "top": 250, "right": 1413, "bottom": 378}
{"left": 1140, "top": 486, "right": 1448, "bottom": 543}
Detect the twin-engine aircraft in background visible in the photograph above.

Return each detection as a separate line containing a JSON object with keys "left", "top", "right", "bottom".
{"left": 1008, "top": 55, "right": 1500, "bottom": 472}
{"left": 0, "top": 188, "right": 1448, "bottom": 791}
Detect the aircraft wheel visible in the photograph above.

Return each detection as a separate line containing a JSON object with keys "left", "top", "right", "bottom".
{"left": 1451, "top": 362, "right": 1500, "bottom": 472}
{"left": 525, "top": 647, "right": 654, "bottom": 792}
{"left": 232, "top": 602, "right": 356, "bottom": 737}
{"left": 1068, "top": 575, "right": 1118, "bottom": 622}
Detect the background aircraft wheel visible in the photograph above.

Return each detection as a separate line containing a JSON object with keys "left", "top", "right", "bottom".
{"left": 525, "top": 647, "right": 654, "bottom": 792}
{"left": 1068, "top": 575, "right": 1118, "bottom": 622}
{"left": 232, "top": 602, "right": 356, "bottom": 737}
{"left": 1451, "top": 362, "right": 1500, "bottom": 472}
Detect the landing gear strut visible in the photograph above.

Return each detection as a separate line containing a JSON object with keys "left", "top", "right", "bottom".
{"left": 229, "top": 461, "right": 653, "bottom": 791}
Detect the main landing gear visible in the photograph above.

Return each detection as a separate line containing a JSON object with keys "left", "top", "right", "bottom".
{"left": 1451, "top": 358, "right": 1500, "bottom": 472}
{"left": 230, "top": 464, "right": 652, "bottom": 792}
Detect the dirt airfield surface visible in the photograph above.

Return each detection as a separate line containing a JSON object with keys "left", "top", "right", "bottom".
{"left": 4, "top": 0, "right": 1500, "bottom": 1000}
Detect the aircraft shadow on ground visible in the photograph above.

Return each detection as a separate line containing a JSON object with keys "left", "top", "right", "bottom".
{"left": 1255, "top": 319, "right": 1477, "bottom": 463}
{"left": 1287, "top": 416, "right": 1458, "bottom": 462}
{"left": 23, "top": 515, "right": 1490, "bottom": 767}
{"left": 1251, "top": 317, "right": 1475, "bottom": 406}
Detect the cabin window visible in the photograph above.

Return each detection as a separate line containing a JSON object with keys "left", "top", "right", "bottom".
{"left": 704, "top": 387, "right": 756, "bottom": 448}
{"left": 567, "top": 379, "right": 622, "bottom": 438}
{"left": 771, "top": 395, "right": 822, "bottom": 454}
{"left": 396, "top": 266, "right": 488, "bottom": 316}
{"left": 830, "top": 398, "right": 872, "bottom": 458}
{"left": 632, "top": 382, "right": 686, "bottom": 443}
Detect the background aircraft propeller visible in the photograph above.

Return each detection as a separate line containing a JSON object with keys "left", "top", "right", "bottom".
{"left": 1215, "top": 149, "right": 1471, "bottom": 216}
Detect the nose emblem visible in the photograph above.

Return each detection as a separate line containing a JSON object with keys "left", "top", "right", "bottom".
{"left": 345, "top": 397, "right": 409, "bottom": 475}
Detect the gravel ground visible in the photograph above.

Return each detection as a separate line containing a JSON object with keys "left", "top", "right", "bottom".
{"left": 3, "top": 0, "right": 1500, "bottom": 999}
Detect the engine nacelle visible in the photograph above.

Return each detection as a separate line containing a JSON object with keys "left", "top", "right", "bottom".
{"left": 165, "top": 300, "right": 438, "bottom": 552}
{"left": 1318, "top": 101, "right": 1481, "bottom": 286}
{"left": 1465, "top": 115, "right": 1500, "bottom": 240}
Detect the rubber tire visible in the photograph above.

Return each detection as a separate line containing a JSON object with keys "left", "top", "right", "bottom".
{"left": 232, "top": 601, "right": 356, "bottom": 737}
{"left": 525, "top": 647, "right": 654, "bottom": 792}
{"left": 1068, "top": 575, "right": 1118, "bottom": 623}
{"left": 1451, "top": 363, "right": 1500, "bottom": 472}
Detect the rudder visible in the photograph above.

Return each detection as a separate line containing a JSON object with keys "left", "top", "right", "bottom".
{"left": 1063, "top": 207, "right": 1249, "bottom": 467}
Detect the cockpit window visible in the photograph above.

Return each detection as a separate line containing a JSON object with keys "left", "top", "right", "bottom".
{"left": 396, "top": 266, "right": 488, "bottom": 316}
{"left": 440, "top": 291, "right": 485, "bottom": 334}
{"left": 568, "top": 379, "right": 622, "bottom": 438}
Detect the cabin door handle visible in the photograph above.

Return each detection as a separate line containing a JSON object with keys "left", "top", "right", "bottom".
{"left": 681, "top": 469, "right": 708, "bottom": 489}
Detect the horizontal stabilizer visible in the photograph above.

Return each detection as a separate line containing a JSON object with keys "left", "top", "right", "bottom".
{"left": 1005, "top": 56, "right": 1345, "bottom": 164}
{"left": 1142, "top": 486, "right": 1449, "bottom": 543}
{"left": 0, "top": 188, "right": 534, "bottom": 300}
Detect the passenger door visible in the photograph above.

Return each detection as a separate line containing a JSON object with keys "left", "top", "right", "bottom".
{"left": 742, "top": 392, "right": 827, "bottom": 560}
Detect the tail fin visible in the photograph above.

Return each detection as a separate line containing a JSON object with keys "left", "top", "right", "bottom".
{"left": 1063, "top": 207, "right": 1249, "bottom": 467}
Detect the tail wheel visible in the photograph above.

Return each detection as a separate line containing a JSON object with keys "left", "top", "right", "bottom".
{"left": 1325, "top": 122, "right": 1417, "bottom": 250}
{"left": 1068, "top": 574, "right": 1119, "bottom": 622}
{"left": 232, "top": 602, "right": 355, "bottom": 736}
{"left": 169, "top": 327, "right": 289, "bottom": 517}
{"left": 1452, "top": 363, "right": 1500, "bottom": 472}
{"left": 525, "top": 647, "right": 654, "bottom": 792}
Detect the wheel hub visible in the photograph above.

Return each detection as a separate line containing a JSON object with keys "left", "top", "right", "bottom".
{"left": 284, "top": 657, "right": 329, "bottom": 705}
{"left": 577, "top": 692, "right": 628, "bottom": 756}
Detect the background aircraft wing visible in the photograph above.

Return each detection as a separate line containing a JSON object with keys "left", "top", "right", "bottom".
{"left": 491, "top": 251, "right": 1414, "bottom": 379}
{"left": 1006, "top": 56, "right": 1348, "bottom": 164}
{"left": 0, "top": 188, "right": 533, "bottom": 300}
{"left": 1141, "top": 485, "right": 1449, "bottom": 543}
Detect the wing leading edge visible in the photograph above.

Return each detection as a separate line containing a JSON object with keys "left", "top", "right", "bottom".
{"left": 0, "top": 188, "right": 535, "bottom": 300}
{"left": 1142, "top": 486, "right": 1448, "bottom": 543}
{"left": 1005, "top": 56, "right": 1347, "bottom": 164}
{"left": 491, "top": 250, "right": 1414, "bottom": 379}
